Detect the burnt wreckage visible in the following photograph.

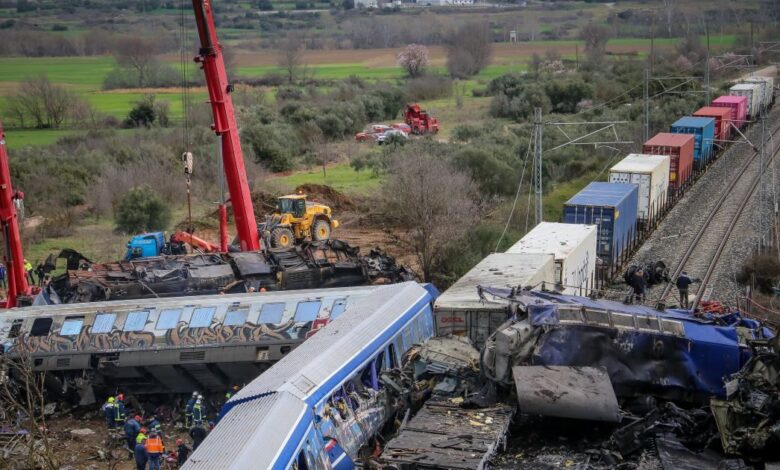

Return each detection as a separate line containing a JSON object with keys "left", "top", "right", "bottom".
{"left": 47, "top": 240, "right": 412, "bottom": 304}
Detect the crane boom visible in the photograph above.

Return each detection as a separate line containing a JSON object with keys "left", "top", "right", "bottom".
{"left": 191, "top": 0, "right": 260, "bottom": 252}
{"left": 0, "top": 122, "right": 31, "bottom": 308}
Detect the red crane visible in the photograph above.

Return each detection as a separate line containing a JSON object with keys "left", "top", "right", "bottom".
{"left": 192, "top": 0, "right": 260, "bottom": 252}
{"left": 0, "top": 122, "right": 32, "bottom": 308}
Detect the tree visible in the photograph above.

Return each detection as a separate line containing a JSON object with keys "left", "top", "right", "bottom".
{"left": 580, "top": 23, "right": 610, "bottom": 68}
{"left": 381, "top": 149, "right": 480, "bottom": 281}
{"left": 445, "top": 22, "right": 493, "bottom": 79}
{"left": 6, "top": 75, "right": 75, "bottom": 128}
{"left": 278, "top": 33, "right": 305, "bottom": 84}
{"left": 397, "top": 44, "right": 429, "bottom": 78}
{"left": 115, "top": 186, "right": 171, "bottom": 234}
{"left": 113, "top": 36, "right": 158, "bottom": 88}
{"left": 125, "top": 95, "right": 157, "bottom": 128}
{"left": 737, "top": 254, "right": 780, "bottom": 295}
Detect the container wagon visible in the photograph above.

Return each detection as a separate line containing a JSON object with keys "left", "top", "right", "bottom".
{"left": 693, "top": 106, "right": 732, "bottom": 143}
{"left": 608, "top": 154, "right": 670, "bottom": 223}
{"left": 745, "top": 76, "right": 775, "bottom": 112}
{"left": 730, "top": 83, "right": 762, "bottom": 119}
{"left": 642, "top": 133, "right": 694, "bottom": 191}
{"left": 670, "top": 116, "right": 715, "bottom": 169}
{"left": 434, "top": 253, "right": 555, "bottom": 346}
{"left": 506, "top": 222, "right": 597, "bottom": 296}
{"left": 562, "top": 182, "right": 639, "bottom": 267}
{"left": 711, "top": 95, "right": 748, "bottom": 129}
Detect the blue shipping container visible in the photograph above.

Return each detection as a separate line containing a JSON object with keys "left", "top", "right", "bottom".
{"left": 670, "top": 116, "right": 715, "bottom": 168}
{"left": 563, "top": 182, "right": 639, "bottom": 265}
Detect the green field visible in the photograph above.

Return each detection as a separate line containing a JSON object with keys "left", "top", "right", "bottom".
{"left": 270, "top": 162, "right": 382, "bottom": 194}
{"left": 4, "top": 129, "right": 77, "bottom": 150}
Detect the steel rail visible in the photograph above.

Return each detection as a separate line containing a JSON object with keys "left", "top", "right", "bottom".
{"left": 658, "top": 120, "right": 780, "bottom": 308}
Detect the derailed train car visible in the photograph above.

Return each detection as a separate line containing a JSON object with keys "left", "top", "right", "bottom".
{"left": 480, "top": 288, "right": 773, "bottom": 406}
{"left": 183, "top": 281, "right": 438, "bottom": 469}
{"left": 46, "top": 240, "right": 412, "bottom": 305}
{"left": 0, "top": 285, "right": 389, "bottom": 402}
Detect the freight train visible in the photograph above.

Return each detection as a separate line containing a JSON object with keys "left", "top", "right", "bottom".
{"left": 435, "top": 71, "right": 776, "bottom": 345}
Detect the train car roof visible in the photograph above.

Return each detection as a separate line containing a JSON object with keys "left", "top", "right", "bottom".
{"left": 185, "top": 281, "right": 434, "bottom": 469}
{"left": 1, "top": 285, "right": 380, "bottom": 319}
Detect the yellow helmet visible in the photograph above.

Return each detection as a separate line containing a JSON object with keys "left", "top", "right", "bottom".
{"left": 108, "top": 397, "right": 115, "bottom": 403}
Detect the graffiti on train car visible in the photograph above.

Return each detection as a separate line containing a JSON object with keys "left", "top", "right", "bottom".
{"left": 9, "top": 319, "right": 316, "bottom": 353}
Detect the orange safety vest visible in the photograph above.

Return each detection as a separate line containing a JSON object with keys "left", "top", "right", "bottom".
{"left": 145, "top": 436, "right": 164, "bottom": 454}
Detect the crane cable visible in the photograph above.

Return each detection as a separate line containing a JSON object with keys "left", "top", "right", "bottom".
{"left": 180, "top": 0, "right": 194, "bottom": 234}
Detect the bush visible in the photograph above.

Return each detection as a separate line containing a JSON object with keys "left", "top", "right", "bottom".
{"left": 243, "top": 122, "right": 301, "bottom": 172}
{"left": 125, "top": 96, "right": 157, "bottom": 128}
{"left": 737, "top": 254, "right": 780, "bottom": 295}
{"left": 115, "top": 186, "right": 171, "bottom": 234}
{"left": 405, "top": 75, "right": 452, "bottom": 101}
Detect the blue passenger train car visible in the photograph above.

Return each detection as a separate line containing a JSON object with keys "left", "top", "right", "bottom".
{"left": 183, "top": 281, "right": 438, "bottom": 470}
{"left": 670, "top": 116, "right": 715, "bottom": 169}
{"left": 562, "top": 182, "right": 639, "bottom": 266}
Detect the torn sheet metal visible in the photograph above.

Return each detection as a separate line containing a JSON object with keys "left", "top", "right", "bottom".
{"left": 379, "top": 399, "right": 514, "bottom": 470}
{"left": 415, "top": 335, "right": 480, "bottom": 376}
{"left": 512, "top": 366, "right": 621, "bottom": 422}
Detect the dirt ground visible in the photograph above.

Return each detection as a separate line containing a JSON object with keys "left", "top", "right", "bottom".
{"left": 31, "top": 414, "right": 196, "bottom": 470}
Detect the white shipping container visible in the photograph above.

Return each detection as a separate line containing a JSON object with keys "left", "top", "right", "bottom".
{"left": 608, "top": 154, "right": 670, "bottom": 222}
{"left": 731, "top": 83, "right": 762, "bottom": 118}
{"left": 506, "top": 222, "right": 597, "bottom": 296}
{"left": 745, "top": 77, "right": 775, "bottom": 112}
{"left": 434, "top": 253, "right": 555, "bottom": 346}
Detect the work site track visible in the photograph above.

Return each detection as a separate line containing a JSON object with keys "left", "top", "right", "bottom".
{"left": 657, "top": 119, "right": 780, "bottom": 310}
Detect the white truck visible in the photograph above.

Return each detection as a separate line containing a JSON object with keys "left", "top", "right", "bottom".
{"left": 506, "top": 222, "right": 597, "bottom": 296}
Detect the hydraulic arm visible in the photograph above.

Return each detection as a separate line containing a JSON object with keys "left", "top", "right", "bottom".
{"left": 192, "top": 0, "right": 260, "bottom": 251}
{"left": 0, "top": 122, "right": 31, "bottom": 308}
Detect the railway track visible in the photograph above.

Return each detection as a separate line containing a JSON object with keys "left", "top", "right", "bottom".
{"left": 657, "top": 120, "right": 780, "bottom": 309}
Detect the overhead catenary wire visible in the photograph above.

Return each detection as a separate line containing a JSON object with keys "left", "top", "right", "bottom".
{"left": 494, "top": 135, "right": 533, "bottom": 253}
{"left": 180, "top": 0, "right": 194, "bottom": 233}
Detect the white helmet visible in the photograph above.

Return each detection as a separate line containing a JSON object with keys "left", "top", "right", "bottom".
{"left": 192, "top": 391, "right": 199, "bottom": 397}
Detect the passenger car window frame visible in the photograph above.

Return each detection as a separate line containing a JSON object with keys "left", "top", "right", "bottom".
{"left": 258, "top": 303, "right": 286, "bottom": 324}
{"left": 330, "top": 299, "right": 347, "bottom": 320}
{"left": 224, "top": 308, "right": 249, "bottom": 326}
{"left": 30, "top": 317, "right": 53, "bottom": 337}
{"left": 294, "top": 301, "right": 321, "bottom": 323}
{"left": 155, "top": 309, "right": 182, "bottom": 330}
{"left": 60, "top": 316, "right": 85, "bottom": 336}
{"left": 189, "top": 307, "right": 216, "bottom": 328}
{"left": 123, "top": 311, "right": 149, "bottom": 332}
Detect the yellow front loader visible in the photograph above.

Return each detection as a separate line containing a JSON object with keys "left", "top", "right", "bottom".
{"left": 261, "top": 194, "right": 339, "bottom": 249}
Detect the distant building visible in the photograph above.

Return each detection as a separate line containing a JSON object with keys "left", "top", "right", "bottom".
{"left": 418, "top": 0, "right": 473, "bottom": 5}
{"left": 356, "top": 0, "right": 378, "bottom": 7}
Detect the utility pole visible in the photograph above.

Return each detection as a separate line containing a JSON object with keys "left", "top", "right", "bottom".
{"left": 643, "top": 69, "right": 650, "bottom": 142}
{"left": 533, "top": 107, "right": 543, "bottom": 226}
{"left": 650, "top": 14, "right": 655, "bottom": 74}
{"left": 705, "top": 25, "right": 710, "bottom": 104}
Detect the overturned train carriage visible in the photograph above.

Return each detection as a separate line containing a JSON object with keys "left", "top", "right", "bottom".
{"left": 0, "top": 286, "right": 389, "bottom": 401}
{"left": 479, "top": 289, "right": 773, "bottom": 404}
{"left": 47, "top": 240, "right": 412, "bottom": 304}
{"left": 184, "top": 281, "right": 439, "bottom": 469}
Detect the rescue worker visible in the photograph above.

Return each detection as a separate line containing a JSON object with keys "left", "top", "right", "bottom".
{"left": 631, "top": 269, "right": 647, "bottom": 304}
{"left": 193, "top": 396, "right": 204, "bottom": 426}
{"left": 124, "top": 415, "right": 141, "bottom": 452}
{"left": 145, "top": 429, "right": 164, "bottom": 470}
{"left": 136, "top": 427, "right": 148, "bottom": 445}
{"left": 102, "top": 397, "right": 116, "bottom": 429}
{"left": 184, "top": 391, "right": 197, "bottom": 428}
{"left": 23, "top": 259, "right": 34, "bottom": 285}
{"left": 189, "top": 424, "right": 207, "bottom": 451}
{"left": 35, "top": 262, "right": 44, "bottom": 286}
{"left": 147, "top": 415, "right": 160, "bottom": 432}
{"left": 134, "top": 435, "right": 149, "bottom": 470}
{"left": 676, "top": 271, "right": 699, "bottom": 309}
{"left": 0, "top": 263, "right": 7, "bottom": 289}
{"left": 114, "top": 393, "right": 127, "bottom": 426}
{"left": 176, "top": 438, "right": 190, "bottom": 466}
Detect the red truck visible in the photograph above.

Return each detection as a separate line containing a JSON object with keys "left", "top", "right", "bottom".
{"left": 404, "top": 103, "right": 439, "bottom": 135}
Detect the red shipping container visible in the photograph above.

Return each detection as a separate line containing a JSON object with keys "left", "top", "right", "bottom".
{"left": 711, "top": 95, "right": 748, "bottom": 129}
{"left": 642, "top": 133, "right": 695, "bottom": 190}
{"left": 693, "top": 106, "right": 732, "bottom": 142}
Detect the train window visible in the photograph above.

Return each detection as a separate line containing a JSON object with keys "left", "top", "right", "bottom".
{"left": 156, "top": 309, "right": 181, "bottom": 330}
{"left": 30, "top": 318, "right": 53, "bottom": 337}
{"left": 387, "top": 343, "right": 397, "bottom": 369}
{"left": 294, "top": 301, "right": 321, "bottom": 322}
{"left": 92, "top": 313, "right": 116, "bottom": 334}
{"left": 124, "top": 311, "right": 149, "bottom": 332}
{"left": 402, "top": 326, "right": 412, "bottom": 350}
{"left": 190, "top": 307, "right": 215, "bottom": 328}
{"left": 330, "top": 299, "right": 347, "bottom": 320}
{"left": 8, "top": 319, "right": 23, "bottom": 338}
{"left": 60, "top": 317, "right": 84, "bottom": 336}
{"left": 224, "top": 308, "right": 249, "bottom": 326}
{"left": 258, "top": 303, "right": 285, "bottom": 324}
